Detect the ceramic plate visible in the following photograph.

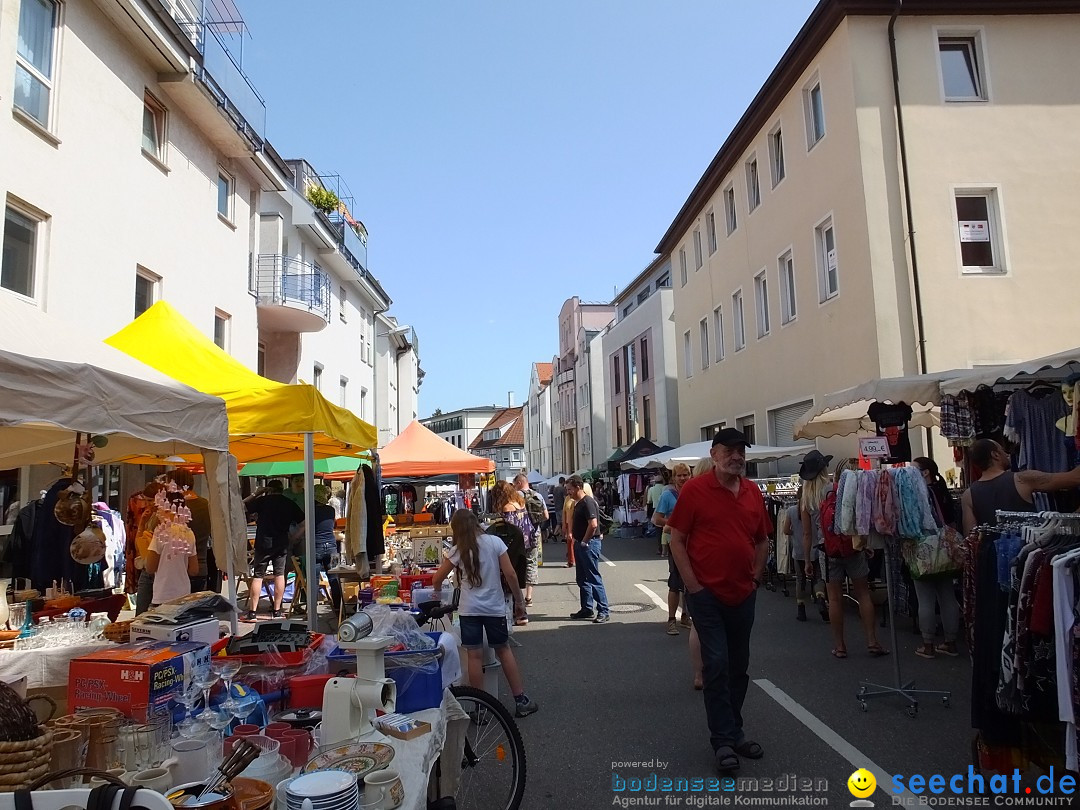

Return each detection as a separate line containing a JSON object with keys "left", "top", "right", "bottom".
{"left": 301, "top": 743, "right": 395, "bottom": 779}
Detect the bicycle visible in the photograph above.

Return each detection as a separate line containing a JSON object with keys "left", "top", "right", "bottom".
{"left": 415, "top": 597, "right": 528, "bottom": 810}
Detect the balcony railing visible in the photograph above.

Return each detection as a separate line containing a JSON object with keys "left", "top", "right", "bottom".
{"left": 251, "top": 254, "right": 330, "bottom": 322}
{"left": 555, "top": 370, "right": 575, "bottom": 388}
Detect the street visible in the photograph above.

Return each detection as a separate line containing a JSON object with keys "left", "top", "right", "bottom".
{"left": 504, "top": 533, "right": 972, "bottom": 809}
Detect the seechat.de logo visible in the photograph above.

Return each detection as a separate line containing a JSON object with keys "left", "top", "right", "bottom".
{"left": 848, "top": 768, "right": 876, "bottom": 807}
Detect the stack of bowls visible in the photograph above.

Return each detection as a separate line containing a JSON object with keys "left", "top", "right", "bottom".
{"left": 239, "top": 735, "right": 290, "bottom": 784}
{"left": 284, "top": 771, "right": 358, "bottom": 810}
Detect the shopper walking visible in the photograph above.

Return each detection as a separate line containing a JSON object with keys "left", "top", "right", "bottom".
{"left": 667, "top": 428, "right": 771, "bottom": 775}
{"left": 652, "top": 464, "right": 692, "bottom": 634}
{"left": 431, "top": 509, "right": 538, "bottom": 717}
{"left": 513, "top": 473, "right": 548, "bottom": 605}
{"left": 645, "top": 474, "right": 665, "bottom": 547}
{"left": 567, "top": 475, "right": 610, "bottom": 623}
{"left": 783, "top": 487, "right": 812, "bottom": 622}
{"left": 242, "top": 479, "right": 304, "bottom": 621}
{"left": 492, "top": 481, "right": 537, "bottom": 624}
{"left": 552, "top": 477, "right": 566, "bottom": 541}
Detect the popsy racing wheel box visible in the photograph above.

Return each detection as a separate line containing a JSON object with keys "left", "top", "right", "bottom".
{"left": 68, "top": 639, "right": 210, "bottom": 713}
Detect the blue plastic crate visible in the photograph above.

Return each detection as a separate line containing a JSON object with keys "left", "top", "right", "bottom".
{"left": 328, "top": 631, "right": 443, "bottom": 713}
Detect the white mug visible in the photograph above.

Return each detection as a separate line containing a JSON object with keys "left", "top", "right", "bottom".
{"left": 170, "top": 738, "right": 209, "bottom": 787}
{"left": 131, "top": 760, "right": 177, "bottom": 794}
{"left": 88, "top": 768, "right": 128, "bottom": 788}
{"left": 362, "top": 769, "right": 403, "bottom": 810}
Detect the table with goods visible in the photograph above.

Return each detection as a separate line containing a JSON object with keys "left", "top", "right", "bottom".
{"left": 0, "top": 571, "right": 524, "bottom": 810}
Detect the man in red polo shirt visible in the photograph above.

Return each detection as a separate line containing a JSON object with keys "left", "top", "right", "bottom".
{"left": 667, "top": 427, "right": 770, "bottom": 776}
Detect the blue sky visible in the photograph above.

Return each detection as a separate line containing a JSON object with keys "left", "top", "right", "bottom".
{"left": 237, "top": 0, "right": 819, "bottom": 415}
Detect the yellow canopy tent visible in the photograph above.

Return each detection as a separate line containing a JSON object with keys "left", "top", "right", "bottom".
{"left": 106, "top": 301, "right": 377, "bottom": 629}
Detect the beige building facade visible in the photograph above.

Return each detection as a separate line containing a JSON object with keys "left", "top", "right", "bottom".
{"left": 663, "top": 0, "right": 1080, "bottom": 460}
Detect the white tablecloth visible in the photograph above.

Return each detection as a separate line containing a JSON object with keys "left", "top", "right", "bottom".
{"left": 0, "top": 641, "right": 112, "bottom": 688}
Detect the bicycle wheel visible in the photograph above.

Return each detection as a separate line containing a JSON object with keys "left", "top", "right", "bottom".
{"left": 449, "top": 684, "right": 527, "bottom": 810}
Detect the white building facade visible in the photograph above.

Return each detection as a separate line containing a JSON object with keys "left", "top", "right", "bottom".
{"left": 421, "top": 407, "right": 501, "bottom": 453}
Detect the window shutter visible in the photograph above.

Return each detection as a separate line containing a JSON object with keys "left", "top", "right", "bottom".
{"left": 768, "top": 400, "right": 814, "bottom": 475}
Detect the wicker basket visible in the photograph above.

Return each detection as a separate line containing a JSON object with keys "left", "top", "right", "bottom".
{"left": 0, "top": 727, "right": 53, "bottom": 791}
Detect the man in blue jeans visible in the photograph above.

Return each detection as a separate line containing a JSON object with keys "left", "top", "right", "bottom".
{"left": 667, "top": 428, "right": 771, "bottom": 775}
{"left": 566, "top": 475, "right": 610, "bottom": 624}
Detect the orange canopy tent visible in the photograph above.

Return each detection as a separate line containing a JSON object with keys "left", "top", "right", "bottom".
{"left": 325, "top": 420, "right": 494, "bottom": 480}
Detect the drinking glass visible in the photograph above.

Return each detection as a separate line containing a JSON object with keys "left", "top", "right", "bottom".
{"left": 177, "top": 715, "right": 209, "bottom": 739}
{"left": 228, "top": 693, "right": 258, "bottom": 727}
{"left": 8, "top": 603, "right": 25, "bottom": 632}
{"left": 175, "top": 682, "right": 202, "bottom": 721}
{"left": 206, "top": 706, "right": 233, "bottom": 743}
{"left": 193, "top": 668, "right": 220, "bottom": 716}
{"left": 212, "top": 658, "right": 242, "bottom": 697}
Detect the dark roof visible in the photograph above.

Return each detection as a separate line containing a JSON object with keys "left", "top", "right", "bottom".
{"left": 469, "top": 407, "right": 525, "bottom": 451}
{"left": 654, "top": 0, "right": 1080, "bottom": 255}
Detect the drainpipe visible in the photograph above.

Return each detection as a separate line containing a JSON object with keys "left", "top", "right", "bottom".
{"left": 889, "top": 1, "right": 933, "bottom": 459}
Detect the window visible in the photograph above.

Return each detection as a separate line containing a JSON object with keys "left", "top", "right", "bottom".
{"left": 512, "top": 450, "right": 521, "bottom": 463}
{"left": 938, "top": 35, "right": 985, "bottom": 101}
{"left": 622, "top": 304, "right": 633, "bottom": 319}
{"left": 339, "top": 286, "right": 347, "bottom": 321}
{"left": 815, "top": 217, "right": 839, "bottom": 301}
{"left": 637, "top": 288, "right": 650, "bottom": 304}
{"left": 656, "top": 272, "right": 671, "bottom": 288}
{"left": 699, "top": 318, "right": 710, "bottom": 370}
{"left": 683, "top": 330, "right": 693, "bottom": 379}
{"left": 713, "top": 306, "right": 725, "bottom": 362}
{"left": 737, "top": 415, "right": 758, "bottom": 476}
{"left": 640, "top": 337, "right": 649, "bottom": 381}
{"left": 339, "top": 377, "right": 348, "bottom": 407}
{"left": 257, "top": 342, "right": 266, "bottom": 376}
{"left": 360, "top": 388, "right": 368, "bottom": 420}
{"left": 693, "top": 229, "right": 703, "bottom": 269}
{"left": 613, "top": 355, "right": 621, "bottom": 395}
{"left": 732, "top": 290, "right": 746, "bottom": 351}
{"left": 217, "top": 170, "right": 233, "bottom": 220}
{"left": 745, "top": 156, "right": 761, "bottom": 212}
{"left": 804, "top": 80, "right": 826, "bottom": 148}
{"left": 779, "top": 251, "right": 797, "bottom": 324}
{"left": 679, "top": 248, "right": 688, "bottom": 286}
{"left": 769, "top": 125, "right": 785, "bottom": 186}
{"left": 724, "top": 185, "right": 737, "bottom": 235}
{"left": 313, "top": 363, "right": 323, "bottom": 391}
{"left": 642, "top": 396, "right": 652, "bottom": 441}
{"left": 754, "top": 271, "right": 770, "bottom": 338}
{"left": 706, "top": 211, "right": 717, "bottom": 254}
{"left": 213, "top": 309, "right": 230, "bottom": 350}
{"left": 2, "top": 205, "right": 38, "bottom": 297}
{"left": 701, "top": 422, "right": 726, "bottom": 441}
{"left": 955, "top": 190, "right": 1005, "bottom": 272}
{"left": 768, "top": 400, "right": 814, "bottom": 474}
{"left": 142, "top": 93, "right": 167, "bottom": 162}
{"left": 134, "top": 268, "right": 159, "bottom": 317}
{"left": 615, "top": 406, "right": 623, "bottom": 447}
{"left": 14, "top": 0, "right": 58, "bottom": 127}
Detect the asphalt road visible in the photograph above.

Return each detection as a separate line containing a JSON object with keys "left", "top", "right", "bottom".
{"left": 499, "top": 533, "right": 974, "bottom": 810}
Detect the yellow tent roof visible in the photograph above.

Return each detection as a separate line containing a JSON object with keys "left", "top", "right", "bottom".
{"left": 105, "top": 301, "right": 377, "bottom": 463}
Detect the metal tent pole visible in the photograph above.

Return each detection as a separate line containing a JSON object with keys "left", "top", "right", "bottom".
{"left": 304, "top": 433, "right": 317, "bottom": 631}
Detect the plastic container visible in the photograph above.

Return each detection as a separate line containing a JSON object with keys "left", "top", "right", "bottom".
{"left": 411, "top": 585, "right": 454, "bottom": 607}
{"left": 326, "top": 632, "right": 444, "bottom": 713}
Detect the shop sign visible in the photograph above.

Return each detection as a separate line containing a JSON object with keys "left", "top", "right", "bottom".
{"left": 859, "top": 437, "right": 889, "bottom": 458}
{"left": 958, "top": 220, "right": 990, "bottom": 242}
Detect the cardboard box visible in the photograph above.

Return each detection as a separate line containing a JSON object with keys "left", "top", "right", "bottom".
{"left": 130, "top": 617, "right": 221, "bottom": 646}
{"left": 376, "top": 718, "right": 431, "bottom": 740}
{"left": 68, "top": 640, "right": 210, "bottom": 714}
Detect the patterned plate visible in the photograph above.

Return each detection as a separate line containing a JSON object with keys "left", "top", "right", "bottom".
{"left": 301, "top": 742, "right": 395, "bottom": 778}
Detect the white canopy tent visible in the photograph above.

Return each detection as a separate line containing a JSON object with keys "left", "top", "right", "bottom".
{"left": 0, "top": 296, "right": 247, "bottom": 610}
{"left": 940, "top": 348, "right": 1080, "bottom": 396}
{"left": 792, "top": 369, "right": 1004, "bottom": 440}
{"left": 620, "top": 442, "right": 815, "bottom": 470}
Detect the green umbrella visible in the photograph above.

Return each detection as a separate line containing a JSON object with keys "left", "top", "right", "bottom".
{"left": 239, "top": 456, "right": 368, "bottom": 477}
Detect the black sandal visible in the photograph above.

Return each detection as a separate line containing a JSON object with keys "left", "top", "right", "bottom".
{"left": 868, "top": 644, "right": 891, "bottom": 657}
{"left": 734, "top": 740, "right": 764, "bottom": 759}
{"left": 715, "top": 745, "right": 740, "bottom": 774}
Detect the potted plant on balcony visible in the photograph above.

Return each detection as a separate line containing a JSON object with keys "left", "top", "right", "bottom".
{"left": 306, "top": 185, "right": 340, "bottom": 215}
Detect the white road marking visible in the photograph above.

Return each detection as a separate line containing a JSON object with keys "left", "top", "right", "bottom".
{"left": 635, "top": 583, "right": 668, "bottom": 610}
{"left": 600, "top": 554, "right": 615, "bottom": 567}
{"left": 753, "top": 678, "right": 907, "bottom": 799}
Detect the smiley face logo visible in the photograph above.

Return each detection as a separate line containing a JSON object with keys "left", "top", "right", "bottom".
{"left": 848, "top": 769, "right": 876, "bottom": 798}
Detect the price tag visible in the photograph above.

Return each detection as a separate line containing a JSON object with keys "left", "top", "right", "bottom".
{"left": 860, "top": 437, "right": 889, "bottom": 458}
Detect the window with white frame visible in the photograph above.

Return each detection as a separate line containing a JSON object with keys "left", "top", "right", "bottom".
{"left": 815, "top": 217, "right": 839, "bottom": 301}
{"left": 683, "top": 330, "right": 693, "bottom": 378}
{"left": 2, "top": 205, "right": 40, "bottom": 298}
{"left": 732, "top": 290, "right": 746, "bottom": 351}
{"left": 938, "top": 35, "right": 986, "bottom": 101}
{"left": 656, "top": 271, "right": 671, "bottom": 288}
{"left": 779, "top": 250, "right": 797, "bottom": 324}
{"left": 213, "top": 309, "right": 230, "bottom": 350}
{"left": 679, "top": 247, "right": 688, "bottom": 286}
{"left": 142, "top": 92, "right": 167, "bottom": 162}
{"left": 769, "top": 125, "right": 785, "bottom": 186}
{"left": 745, "top": 156, "right": 761, "bottom": 212}
{"left": 693, "top": 228, "right": 703, "bottom": 269}
{"left": 713, "top": 306, "right": 725, "bottom": 362}
{"left": 360, "top": 388, "right": 368, "bottom": 420}
{"left": 706, "top": 210, "right": 717, "bottom": 254}
{"left": 313, "top": 363, "right": 323, "bottom": 391}
{"left": 754, "top": 271, "right": 771, "bottom": 338}
{"left": 804, "top": 78, "right": 826, "bottom": 148}
{"left": 339, "top": 286, "right": 347, "bottom": 321}
{"left": 217, "top": 170, "right": 233, "bottom": 220}
{"left": 14, "top": 0, "right": 59, "bottom": 128}
{"left": 699, "top": 317, "right": 710, "bottom": 370}
{"left": 134, "top": 267, "right": 159, "bottom": 317}
{"left": 724, "top": 185, "right": 737, "bottom": 235}
{"left": 955, "top": 189, "right": 1005, "bottom": 272}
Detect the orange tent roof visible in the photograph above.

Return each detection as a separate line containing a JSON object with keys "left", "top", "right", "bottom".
{"left": 327, "top": 420, "right": 494, "bottom": 479}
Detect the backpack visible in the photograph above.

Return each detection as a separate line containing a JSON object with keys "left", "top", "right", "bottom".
{"left": 819, "top": 487, "right": 855, "bottom": 558}
{"left": 596, "top": 502, "right": 615, "bottom": 537}
{"left": 522, "top": 490, "right": 547, "bottom": 537}
{"left": 484, "top": 519, "right": 527, "bottom": 591}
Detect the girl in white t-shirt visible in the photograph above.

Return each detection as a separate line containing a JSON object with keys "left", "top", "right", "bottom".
{"left": 432, "top": 509, "right": 538, "bottom": 718}
{"left": 144, "top": 512, "right": 199, "bottom": 606}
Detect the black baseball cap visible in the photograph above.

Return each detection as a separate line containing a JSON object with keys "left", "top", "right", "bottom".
{"left": 712, "top": 427, "right": 751, "bottom": 449}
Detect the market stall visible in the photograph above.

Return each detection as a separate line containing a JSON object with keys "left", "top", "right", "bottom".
{"left": 620, "top": 441, "right": 815, "bottom": 470}
{"left": 105, "top": 302, "right": 378, "bottom": 629}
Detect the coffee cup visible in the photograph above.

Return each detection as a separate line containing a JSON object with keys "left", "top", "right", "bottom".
{"left": 363, "top": 769, "right": 403, "bottom": 810}
{"left": 265, "top": 722, "right": 291, "bottom": 736}
{"left": 170, "top": 738, "right": 209, "bottom": 787}
{"left": 233, "top": 724, "right": 261, "bottom": 737}
{"left": 283, "top": 729, "right": 312, "bottom": 766}
{"left": 88, "top": 768, "right": 128, "bottom": 788}
{"left": 131, "top": 761, "right": 176, "bottom": 793}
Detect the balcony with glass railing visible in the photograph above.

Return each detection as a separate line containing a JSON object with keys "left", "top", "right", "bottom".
{"left": 250, "top": 254, "right": 330, "bottom": 332}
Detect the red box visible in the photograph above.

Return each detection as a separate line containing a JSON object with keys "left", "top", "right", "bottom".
{"left": 68, "top": 640, "right": 210, "bottom": 714}
{"left": 399, "top": 574, "right": 434, "bottom": 603}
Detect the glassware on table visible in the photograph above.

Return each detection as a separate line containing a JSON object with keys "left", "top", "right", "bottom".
{"left": 177, "top": 714, "right": 209, "bottom": 739}
{"left": 193, "top": 668, "right": 220, "bottom": 716}
{"left": 226, "top": 693, "right": 259, "bottom": 726}
{"left": 206, "top": 705, "right": 233, "bottom": 743}
{"left": 212, "top": 658, "right": 242, "bottom": 696}
{"left": 175, "top": 681, "right": 202, "bottom": 720}
{"left": 8, "top": 602, "right": 25, "bottom": 633}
